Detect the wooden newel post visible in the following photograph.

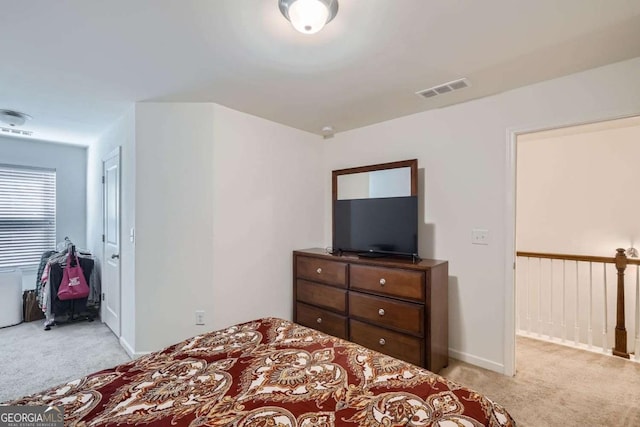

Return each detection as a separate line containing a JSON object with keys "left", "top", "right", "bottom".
{"left": 613, "top": 248, "right": 630, "bottom": 359}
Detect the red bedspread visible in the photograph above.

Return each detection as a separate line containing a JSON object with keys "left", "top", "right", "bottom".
{"left": 8, "top": 318, "right": 515, "bottom": 426}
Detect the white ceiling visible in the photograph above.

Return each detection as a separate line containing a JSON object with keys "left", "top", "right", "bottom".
{"left": 1, "top": 0, "right": 640, "bottom": 145}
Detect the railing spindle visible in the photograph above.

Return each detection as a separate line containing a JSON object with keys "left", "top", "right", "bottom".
{"left": 538, "top": 257, "right": 543, "bottom": 336}
{"left": 588, "top": 262, "right": 593, "bottom": 349}
{"left": 548, "top": 260, "right": 553, "bottom": 339}
{"left": 513, "top": 256, "right": 522, "bottom": 334}
{"left": 526, "top": 257, "right": 531, "bottom": 334}
{"left": 515, "top": 258, "right": 520, "bottom": 333}
{"left": 635, "top": 265, "right": 639, "bottom": 361}
{"left": 575, "top": 260, "right": 580, "bottom": 346}
{"left": 603, "top": 263, "right": 608, "bottom": 354}
{"left": 562, "top": 260, "right": 566, "bottom": 342}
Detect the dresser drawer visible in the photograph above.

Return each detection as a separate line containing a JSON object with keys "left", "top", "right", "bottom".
{"left": 350, "top": 264, "right": 424, "bottom": 301}
{"left": 296, "top": 303, "right": 347, "bottom": 339}
{"left": 297, "top": 279, "right": 347, "bottom": 314}
{"left": 296, "top": 256, "right": 347, "bottom": 288}
{"left": 349, "top": 292, "right": 423, "bottom": 336}
{"left": 350, "top": 319, "right": 422, "bottom": 366}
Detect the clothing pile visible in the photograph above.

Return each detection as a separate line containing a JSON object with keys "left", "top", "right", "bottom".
{"left": 35, "top": 241, "right": 100, "bottom": 329}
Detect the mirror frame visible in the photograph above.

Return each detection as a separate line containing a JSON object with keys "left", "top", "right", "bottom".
{"left": 331, "top": 159, "right": 418, "bottom": 249}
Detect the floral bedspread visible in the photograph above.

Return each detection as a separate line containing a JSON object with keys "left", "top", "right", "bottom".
{"left": 8, "top": 318, "right": 515, "bottom": 426}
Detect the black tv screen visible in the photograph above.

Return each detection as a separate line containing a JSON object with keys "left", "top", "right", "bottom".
{"left": 333, "top": 196, "right": 418, "bottom": 256}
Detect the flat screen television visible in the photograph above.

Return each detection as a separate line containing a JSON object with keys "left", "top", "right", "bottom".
{"left": 333, "top": 196, "right": 418, "bottom": 257}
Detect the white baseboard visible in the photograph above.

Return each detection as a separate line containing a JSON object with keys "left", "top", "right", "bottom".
{"left": 119, "top": 336, "right": 151, "bottom": 359}
{"left": 449, "top": 348, "right": 505, "bottom": 374}
{"left": 119, "top": 336, "right": 135, "bottom": 358}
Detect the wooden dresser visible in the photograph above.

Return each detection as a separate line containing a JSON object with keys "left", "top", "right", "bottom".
{"left": 293, "top": 248, "right": 449, "bottom": 373}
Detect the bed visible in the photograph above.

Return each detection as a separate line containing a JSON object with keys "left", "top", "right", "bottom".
{"left": 7, "top": 318, "right": 515, "bottom": 426}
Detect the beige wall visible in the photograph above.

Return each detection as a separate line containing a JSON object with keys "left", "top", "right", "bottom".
{"left": 88, "top": 102, "right": 324, "bottom": 355}
{"left": 132, "top": 102, "right": 324, "bottom": 352}
{"left": 323, "top": 56, "right": 640, "bottom": 373}
{"left": 517, "top": 116, "right": 640, "bottom": 256}
{"left": 87, "top": 56, "right": 640, "bottom": 369}
{"left": 211, "top": 104, "right": 324, "bottom": 329}
{"left": 87, "top": 107, "right": 136, "bottom": 352}
{"left": 134, "top": 103, "right": 216, "bottom": 352}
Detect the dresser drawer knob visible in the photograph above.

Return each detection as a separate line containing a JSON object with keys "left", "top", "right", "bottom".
{"left": 379, "top": 338, "right": 386, "bottom": 346}
{"left": 316, "top": 267, "right": 322, "bottom": 274}
{"left": 316, "top": 317, "right": 322, "bottom": 324}
{"left": 379, "top": 278, "right": 386, "bottom": 286}
{"left": 378, "top": 308, "right": 385, "bottom": 316}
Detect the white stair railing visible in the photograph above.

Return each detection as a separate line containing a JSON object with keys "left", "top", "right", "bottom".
{"left": 516, "top": 249, "right": 638, "bottom": 361}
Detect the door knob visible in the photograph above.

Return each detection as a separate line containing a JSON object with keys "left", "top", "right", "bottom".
{"left": 111, "top": 254, "right": 120, "bottom": 259}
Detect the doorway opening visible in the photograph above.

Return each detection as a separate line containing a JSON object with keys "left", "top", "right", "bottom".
{"left": 513, "top": 115, "right": 640, "bottom": 369}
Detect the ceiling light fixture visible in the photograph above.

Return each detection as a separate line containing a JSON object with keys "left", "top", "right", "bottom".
{"left": 0, "top": 110, "right": 32, "bottom": 127}
{"left": 279, "top": 0, "right": 338, "bottom": 35}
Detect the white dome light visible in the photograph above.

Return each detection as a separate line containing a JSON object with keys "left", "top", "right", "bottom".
{"left": 279, "top": 0, "right": 338, "bottom": 35}
{"left": 289, "top": 0, "right": 328, "bottom": 34}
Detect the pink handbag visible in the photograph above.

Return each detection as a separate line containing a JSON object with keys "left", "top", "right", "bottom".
{"left": 57, "top": 253, "right": 90, "bottom": 301}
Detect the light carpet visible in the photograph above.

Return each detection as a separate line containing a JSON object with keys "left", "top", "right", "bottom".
{"left": 441, "top": 336, "right": 640, "bottom": 426}
{"left": 0, "top": 320, "right": 130, "bottom": 403}
{"left": 2, "top": 323, "right": 639, "bottom": 426}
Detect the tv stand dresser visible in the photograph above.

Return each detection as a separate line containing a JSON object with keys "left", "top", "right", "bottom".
{"left": 293, "top": 248, "right": 449, "bottom": 373}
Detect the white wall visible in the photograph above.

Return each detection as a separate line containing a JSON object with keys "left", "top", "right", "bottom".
{"left": 133, "top": 103, "right": 324, "bottom": 353}
{"left": 134, "top": 102, "right": 215, "bottom": 352}
{"left": 211, "top": 104, "right": 324, "bottom": 329}
{"left": 87, "top": 107, "right": 136, "bottom": 352}
{"left": 323, "top": 56, "right": 640, "bottom": 373}
{"left": 0, "top": 136, "right": 87, "bottom": 290}
{"left": 517, "top": 117, "right": 640, "bottom": 255}
{"left": 85, "top": 57, "right": 640, "bottom": 368}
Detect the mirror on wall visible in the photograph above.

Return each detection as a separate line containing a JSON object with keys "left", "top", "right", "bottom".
{"left": 336, "top": 167, "right": 412, "bottom": 200}
{"left": 332, "top": 159, "right": 417, "bottom": 201}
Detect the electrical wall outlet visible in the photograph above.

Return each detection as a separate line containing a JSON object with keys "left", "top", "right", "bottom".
{"left": 195, "top": 310, "right": 205, "bottom": 325}
{"left": 472, "top": 229, "right": 489, "bottom": 245}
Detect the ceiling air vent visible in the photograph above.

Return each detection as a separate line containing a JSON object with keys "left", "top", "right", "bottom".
{"left": 416, "top": 78, "right": 471, "bottom": 100}
{"left": 1, "top": 127, "right": 33, "bottom": 137}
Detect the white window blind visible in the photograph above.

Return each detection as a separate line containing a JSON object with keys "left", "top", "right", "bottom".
{"left": 0, "top": 164, "right": 56, "bottom": 269}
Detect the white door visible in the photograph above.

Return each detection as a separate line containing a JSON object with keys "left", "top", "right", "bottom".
{"left": 102, "top": 147, "right": 121, "bottom": 336}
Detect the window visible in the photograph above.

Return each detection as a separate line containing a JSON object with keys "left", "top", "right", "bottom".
{"left": 0, "top": 164, "right": 56, "bottom": 269}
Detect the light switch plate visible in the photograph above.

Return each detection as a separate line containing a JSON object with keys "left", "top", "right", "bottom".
{"left": 472, "top": 229, "right": 489, "bottom": 245}
{"left": 195, "top": 310, "right": 205, "bottom": 325}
